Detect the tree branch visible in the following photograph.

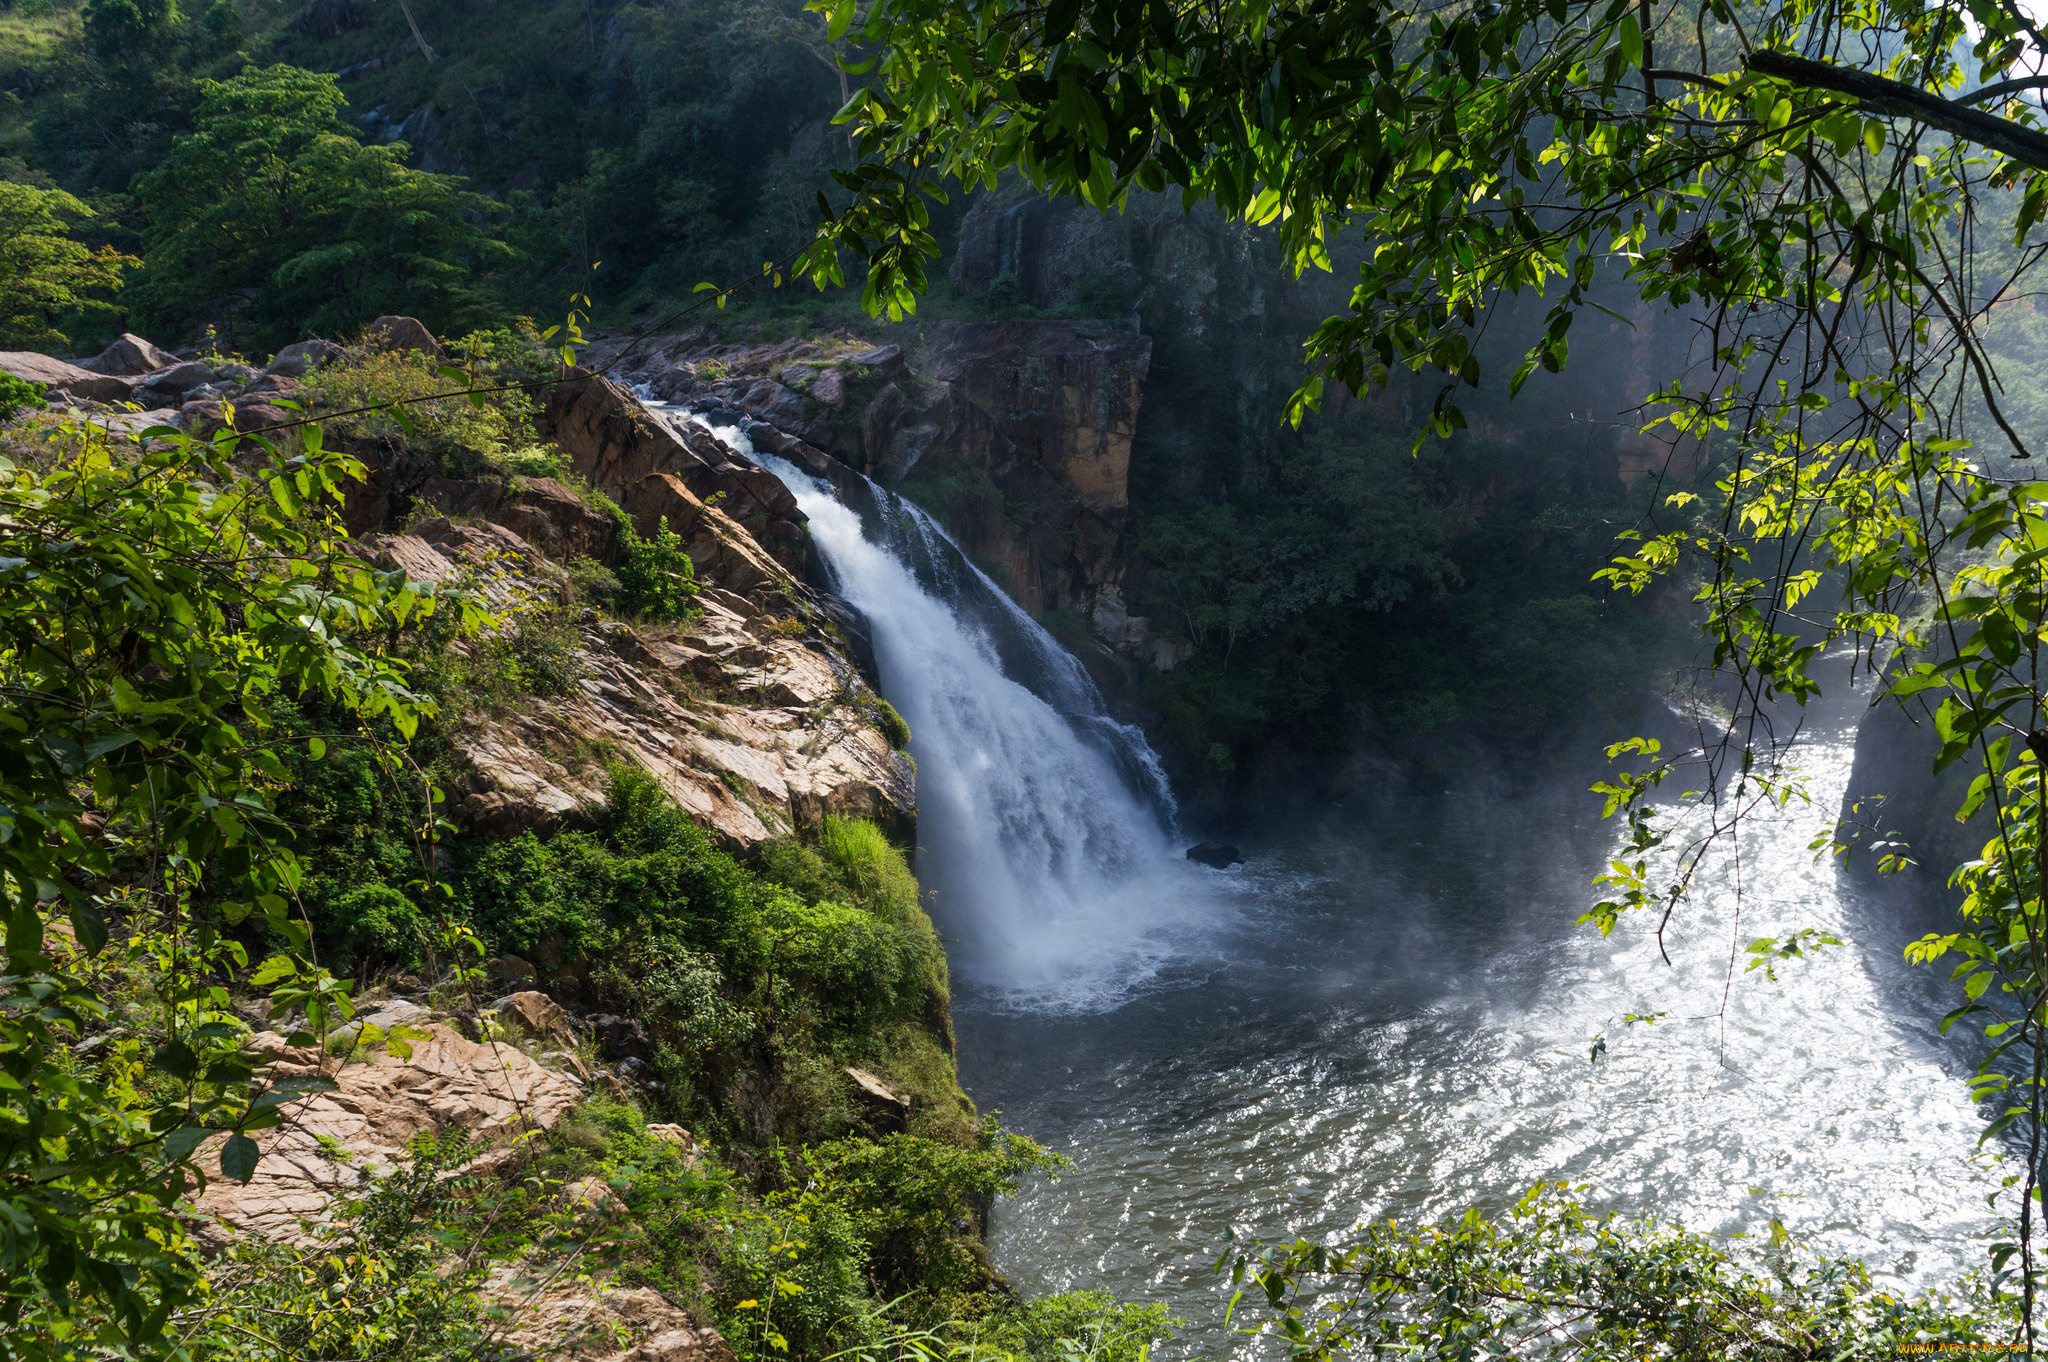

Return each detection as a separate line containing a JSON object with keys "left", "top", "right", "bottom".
{"left": 1747, "top": 49, "right": 2048, "bottom": 173}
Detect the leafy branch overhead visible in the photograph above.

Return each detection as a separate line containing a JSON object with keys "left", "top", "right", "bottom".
{"left": 804, "top": 0, "right": 2048, "bottom": 432}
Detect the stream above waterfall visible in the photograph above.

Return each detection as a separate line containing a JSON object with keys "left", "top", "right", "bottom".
{"left": 676, "top": 406, "right": 2005, "bottom": 1354}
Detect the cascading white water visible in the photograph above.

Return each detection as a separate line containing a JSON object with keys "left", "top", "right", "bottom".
{"left": 684, "top": 418, "right": 1216, "bottom": 1005}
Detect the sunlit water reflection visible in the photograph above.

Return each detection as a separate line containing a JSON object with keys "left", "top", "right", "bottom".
{"left": 957, "top": 704, "right": 2005, "bottom": 1354}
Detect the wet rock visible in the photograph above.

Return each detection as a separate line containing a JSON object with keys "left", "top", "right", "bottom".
{"left": 1185, "top": 841, "right": 1243, "bottom": 868}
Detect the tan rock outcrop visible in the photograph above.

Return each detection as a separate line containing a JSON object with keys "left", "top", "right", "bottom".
{"left": 0, "top": 350, "right": 137, "bottom": 402}
{"left": 196, "top": 1023, "right": 584, "bottom": 1241}
{"left": 494, "top": 1279, "right": 736, "bottom": 1362}
{"left": 354, "top": 511, "right": 912, "bottom": 848}
{"left": 540, "top": 368, "right": 807, "bottom": 576}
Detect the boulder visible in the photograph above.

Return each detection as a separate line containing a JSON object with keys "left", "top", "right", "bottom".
{"left": 592, "top": 1014, "right": 653, "bottom": 1063}
{"left": 0, "top": 351, "right": 136, "bottom": 402}
{"left": 364, "top": 315, "right": 443, "bottom": 358}
{"left": 233, "top": 402, "right": 295, "bottom": 434}
{"left": 79, "top": 332, "right": 178, "bottom": 376}
{"left": 844, "top": 1066, "right": 912, "bottom": 1132}
{"left": 178, "top": 399, "right": 229, "bottom": 436}
{"left": 490, "top": 990, "right": 580, "bottom": 1050}
{"left": 329, "top": 997, "right": 428, "bottom": 1050}
{"left": 489, "top": 954, "right": 538, "bottom": 986}
{"left": 137, "top": 361, "right": 217, "bottom": 406}
{"left": 268, "top": 339, "right": 342, "bottom": 377}
{"left": 1185, "top": 841, "right": 1243, "bottom": 869}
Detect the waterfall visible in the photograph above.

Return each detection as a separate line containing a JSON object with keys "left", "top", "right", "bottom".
{"left": 684, "top": 416, "right": 1213, "bottom": 1006}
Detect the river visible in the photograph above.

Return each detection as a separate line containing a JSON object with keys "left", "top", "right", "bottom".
{"left": 706, "top": 406, "right": 2005, "bottom": 1354}
{"left": 958, "top": 706, "right": 2005, "bottom": 1352}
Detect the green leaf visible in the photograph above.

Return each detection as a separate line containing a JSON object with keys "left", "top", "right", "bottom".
{"left": 220, "top": 1133, "right": 260, "bottom": 1183}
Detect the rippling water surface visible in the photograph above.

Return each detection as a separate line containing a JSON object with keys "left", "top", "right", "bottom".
{"left": 957, "top": 708, "right": 2006, "bottom": 1353}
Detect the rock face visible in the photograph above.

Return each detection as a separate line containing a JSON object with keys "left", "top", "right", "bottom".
{"left": 357, "top": 509, "right": 913, "bottom": 848}
{"left": 197, "top": 1024, "right": 584, "bottom": 1241}
{"left": 608, "top": 320, "right": 1151, "bottom": 618}
{"left": 539, "top": 368, "right": 808, "bottom": 577}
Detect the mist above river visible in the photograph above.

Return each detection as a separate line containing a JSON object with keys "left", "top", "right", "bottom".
{"left": 959, "top": 705, "right": 2004, "bottom": 1355}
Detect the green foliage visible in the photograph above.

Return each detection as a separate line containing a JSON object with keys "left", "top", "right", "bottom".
{"left": 614, "top": 513, "right": 701, "bottom": 622}
{"left": 127, "top": 65, "right": 518, "bottom": 349}
{"left": 969, "top": 1291, "right": 1174, "bottom": 1362}
{"left": 818, "top": 814, "right": 918, "bottom": 920}
{"left": 189, "top": 1133, "right": 496, "bottom": 1360}
{"left": 0, "top": 373, "right": 47, "bottom": 423}
{"left": 0, "top": 179, "right": 131, "bottom": 348}
{"left": 299, "top": 342, "right": 545, "bottom": 477}
{"left": 0, "top": 413, "right": 474, "bottom": 1360}
{"left": 869, "top": 698, "right": 912, "bottom": 751}
{"left": 335, "top": 882, "right": 430, "bottom": 971}
{"left": 1219, "top": 1182, "right": 1992, "bottom": 1359}
{"left": 803, "top": 1123, "right": 1068, "bottom": 1300}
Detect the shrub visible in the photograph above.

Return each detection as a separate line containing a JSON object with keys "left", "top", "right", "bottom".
{"left": 567, "top": 555, "right": 623, "bottom": 608}
{"left": 800, "top": 1124, "right": 1070, "bottom": 1302}
{"left": 973, "top": 1291, "right": 1176, "bottom": 1362}
{"left": 300, "top": 346, "right": 541, "bottom": 477}
{"left": 336, "top": 882, "right": 429, "bottom": 969}
{"left": 614, "top": 513, "right": 700, "bottom": 621}
{"left": 819, "top": 815, "right": 919, "bottom": 922}
{"left": 0, "top": 373, "right": 48, "bottom": 423}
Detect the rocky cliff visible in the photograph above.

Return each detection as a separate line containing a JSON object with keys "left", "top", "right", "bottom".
{"left": 602, "top": 318, "right": 1150, "bottom": 621}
